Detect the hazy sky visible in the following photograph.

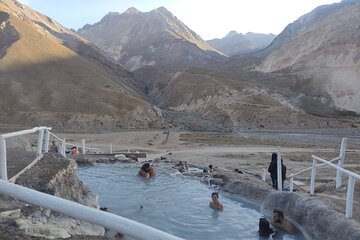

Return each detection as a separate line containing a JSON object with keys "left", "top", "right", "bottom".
{"left": 19, "top": 0, "right": 341, "bottom": 40}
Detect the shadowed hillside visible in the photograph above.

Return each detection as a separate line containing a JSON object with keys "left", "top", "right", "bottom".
{"left": 0, "top": 0, "right": 164, "bottom": 131}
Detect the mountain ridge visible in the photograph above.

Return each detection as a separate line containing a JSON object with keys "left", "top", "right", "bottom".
{"left": 78, "top": 7, "right": 227, "bottom": 71}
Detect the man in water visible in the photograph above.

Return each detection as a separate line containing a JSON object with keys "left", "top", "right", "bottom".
{"left": 209, "top": 192, "right": 223, "bottom": 211}
{"left": 271, "top": 209, "right": 293, "bottom": 234}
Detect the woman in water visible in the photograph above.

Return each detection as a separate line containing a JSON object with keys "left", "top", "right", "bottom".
{"left": 209, "top": 192, "right": 223, "bottom": 211}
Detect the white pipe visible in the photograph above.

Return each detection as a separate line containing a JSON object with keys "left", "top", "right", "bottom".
{"left": 110, "top": 144, "right": 113, "bottom": 154}
{"left": 277, "top": 146, "right": 282, "bottom": 191}
{"left": 1, "top": 127, "right": 51, "bottom": 139}
{"left": 0, "top": 180, "right": 184, "bottom": 240}
{"left": 336, "top": 137, "right": 348, "bottom": 188}
{"left": 61, "top": 139, "right": 66, "bottom": 157}
{"left": 290, "top": 177, "right": 294, "bottom": 192}
{"left": 262, "top": 169, "right": 266, "bottom": 181}
{"left": 312, "top": 155, "right": 360, "bottom": 180}
{"left": 310, "top": 157, "right": 317, "bottom": 195}
{"left": 345, "top": 175, "right": 355, "bottom": 218}
{"left": 0, "top": 136, "right": 7, "bottom": 181}
{"left": 36, "top": 129, "right": 44, "bottom": 156}
{"left": 82, "top": 139, "right": 86, "bottom": 154}
{"left": 44, "top": 130, "right": 50, "bottom": 153}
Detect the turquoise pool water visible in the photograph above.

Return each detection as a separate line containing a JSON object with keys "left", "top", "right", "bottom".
{"left": 76, "top": 163, "right": 308, "bottom": 240}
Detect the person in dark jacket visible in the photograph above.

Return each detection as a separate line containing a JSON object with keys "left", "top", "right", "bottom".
{"left": 268, "top": 153, "right": 286, "bottom": 190}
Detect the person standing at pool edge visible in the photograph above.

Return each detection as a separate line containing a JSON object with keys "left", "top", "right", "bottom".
{"left": 209, "top": 192, "right": 223, "bottom": 210}
{"left": 268, "top": 152, "right": 286, "bottom": 190}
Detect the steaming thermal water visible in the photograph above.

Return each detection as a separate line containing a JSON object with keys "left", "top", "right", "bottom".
{"left": 77, "top": 163, "right": 307, "bottom": 240}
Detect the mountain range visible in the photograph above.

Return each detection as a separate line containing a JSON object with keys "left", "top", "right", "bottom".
{"left": 207, "top": 31, "right": 276, "bottom": 56}
{"left": 78, "top": 7, "right": 226, "bottom": 71}
{"left": 0, "top": 0, "right": 359, "bottom": 132}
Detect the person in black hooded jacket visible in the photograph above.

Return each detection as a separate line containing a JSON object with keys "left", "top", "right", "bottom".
{"left": 268, "top": 153, "right": 286, "bottom": 190}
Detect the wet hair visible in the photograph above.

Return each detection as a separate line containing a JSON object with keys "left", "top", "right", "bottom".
{"left": 259, "top": 217, "right": 274, "bottom": 237}
{"left": 141, "top": 163, "right": 151, "bottom": 172}
{"left": 271, "top": 153, "right": 277, "bottom": 161}
{"left": 211, "top": 192, "right": 219, "bottom": 198}
{"left": 273, "top": 209, "right": 284, "bottom": 219}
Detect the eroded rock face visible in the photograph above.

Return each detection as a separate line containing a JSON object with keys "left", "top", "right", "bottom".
{"left": 0, "top": 11, "right": 20, "bottom": 59}
{"left": 9, "top": 154, "right": 105, "bottom": 239}
{"left": 262, "top": 191, "right": 360, "bottom": 240}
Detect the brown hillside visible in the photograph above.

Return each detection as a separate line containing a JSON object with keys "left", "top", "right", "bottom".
{"left": 0, "top": 1, "right": 163, "bottom": 131}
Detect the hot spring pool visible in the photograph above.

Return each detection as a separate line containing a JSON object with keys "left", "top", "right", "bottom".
{"left": 76, "top": 162, "right": 308, "bottom": 240}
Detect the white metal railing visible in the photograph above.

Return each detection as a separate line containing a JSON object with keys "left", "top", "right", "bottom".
{"left": 0, "top": 179, "right": 183, "bottom": 240}
{"left": 288, "top": 138, "right": 348, "bottom": 192}
{"left": 49, "top": 132, "right": 112, "bottom": 155}
{"left": 0, "top": 126, "right": 52, "bottom": 180}
{"left": 310, "top": 155, "right": 359, "bottom": 218}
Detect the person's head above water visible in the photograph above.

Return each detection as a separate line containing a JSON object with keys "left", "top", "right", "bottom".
{"left": 273, "top": 209, "right": 284, "bottom": 223}
{"left": 258, "top": 217, "right": 274, "bottom": 237}
{"left": 141, "top": 163, "right": 151, "bottom": 172}
{"left": 211, "top": 192, "right": 219, "bottom": 200}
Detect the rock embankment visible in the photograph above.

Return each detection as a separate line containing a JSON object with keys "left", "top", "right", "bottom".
{"left": 0, "top": 153, "right": 110, "bottom": 239}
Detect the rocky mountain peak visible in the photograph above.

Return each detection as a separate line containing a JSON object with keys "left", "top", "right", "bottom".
{"left": 125, "top": 7, "right": 141, "bottom": 14}
{"left": 78, "top": 7, "right": 225, "bottom": 71}
{"left": 225, "top": 31, "right": 240, "bottom": 38}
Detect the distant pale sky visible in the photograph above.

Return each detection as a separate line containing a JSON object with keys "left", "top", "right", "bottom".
{"left": 18, "top": 0, "right": 341, "bottom": 40}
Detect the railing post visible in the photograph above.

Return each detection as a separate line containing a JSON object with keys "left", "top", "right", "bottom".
{"left": 290, "top": 176, "right": 294, "bottom": 192}
{"left": 336, "top": 137, "right": 348, "bottom": 188}
{"left": 277, "top": 146, "right": 283, "bottom": 191}
{"left": 36, "top": 129, "right": 44, "bottom": 156}
{"left": 0, "top": 136, "right": 7, "bottom": 181}
{"left": 61, "top": 139, "right": 66, "bottom": 157}
{"left": 262, "top": 168, "right": 266, "bottom": 181}
{"left": 345, "top": 175, "right": 355, "bottom": 218}
{"left": 82, "top": 139, "right": 86, "bottom": 154}
{"left": 44, "top": 130, "right": 50, "bottom": 153}
{"left": 310, "top": 156, "right": 317, "bottom": 195}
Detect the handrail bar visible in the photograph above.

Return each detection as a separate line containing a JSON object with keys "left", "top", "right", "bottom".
{"left": 311, "top": 155, "right": 360, "bottom": 180}
{"left": 0, "top": 180, "right": 184, "bottom": 240}
{"left": 49, "top": 132, "right": 63, "bottom": 142}
{"left": 1, "top": 127, "right": 51, "bottom": 139}
{"left": 289, "top": 156, "right": 340, "bottom": 178}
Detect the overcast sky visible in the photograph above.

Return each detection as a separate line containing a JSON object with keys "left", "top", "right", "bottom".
{"left": 19, "top": 0, "right": 341, "bottom": 40}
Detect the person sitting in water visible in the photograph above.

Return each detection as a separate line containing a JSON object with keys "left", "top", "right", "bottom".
{"left": 138, "top": 163, "right": 156, "bottom": 178}
{"left": 209, "top": 192, "right": 223, "bottom": 211}
{"left": 258, "top": 217, "right": 274, "bottom": 237}
{"left": 71, "top": 146, "right": 78, "bottom": 155}
{"left": 271, "top": 209, "right": 294, "bottom": 234}
{"left": 208, "top": 164, "right": 215, "bottom": 172}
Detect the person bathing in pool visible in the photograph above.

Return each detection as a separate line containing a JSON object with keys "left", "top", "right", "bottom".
{"left": 209, "top": 192, "right": 223, "bottom": 211}
{"left": 138, "top": 163, "right": 156, "bottom": 178}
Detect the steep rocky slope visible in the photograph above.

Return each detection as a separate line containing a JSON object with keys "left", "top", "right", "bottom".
{"left": 0, "top": 0, "right": 163, "bottom": 130}
{"left": 259, "top": 0, "right": 360, "bottom": 113}
{"left": 78, "top": 7, "right": 226, "bottom": 71}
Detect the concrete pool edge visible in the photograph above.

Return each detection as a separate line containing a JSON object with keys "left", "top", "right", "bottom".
{"left": 221, "top": 178, "right": 360, "bottom": 240}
